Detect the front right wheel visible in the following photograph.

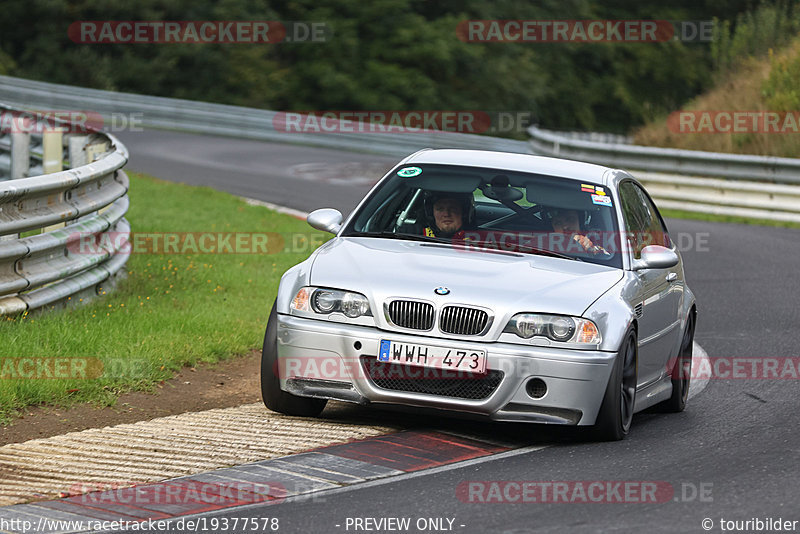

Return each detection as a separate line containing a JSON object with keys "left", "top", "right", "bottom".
{"left": 260, "top": 302, "right": 327, "bottom": 417}
{"left": 592, "top": 328, "right": 637, "bottom": 441}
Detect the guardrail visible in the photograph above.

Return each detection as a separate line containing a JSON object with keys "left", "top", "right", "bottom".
{"left": 2, "top": 75, "right": 798, "bottom": 223}
{"left": 0, "top": 75, "right": 532, "bottom": 157}
{"left": 542, "top": 130, "right": 633, "bottom": 145}
{"left": 528, "top": 124, "right": 800, "bottom": 183}
{"left": 0, "top": 105, "right": 130, "bottom": 315}
{"left": 528, "top": 125, "right": 800, "bottom": 222}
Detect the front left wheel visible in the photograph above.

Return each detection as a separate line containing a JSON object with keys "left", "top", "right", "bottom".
{"left": 260, "top": 302, "right": 327, "bottom": 417}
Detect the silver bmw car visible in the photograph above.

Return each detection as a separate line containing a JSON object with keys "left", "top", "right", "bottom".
{"left": 261, "top": 149, "right": 697, "bottom": 440}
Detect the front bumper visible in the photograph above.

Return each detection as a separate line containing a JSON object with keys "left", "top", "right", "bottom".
{"left": 276, "top": 314, "right": 617, "bottom": 425}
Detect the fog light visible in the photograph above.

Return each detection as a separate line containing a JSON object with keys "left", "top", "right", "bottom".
{"left": 526, "top": 378, "right": 547, "bottom": 399}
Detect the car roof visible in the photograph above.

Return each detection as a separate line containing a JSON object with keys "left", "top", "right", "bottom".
{"left": 404, "top": 149, "right": 615, "bottom": 185}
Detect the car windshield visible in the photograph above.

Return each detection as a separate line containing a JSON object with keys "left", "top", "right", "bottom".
{"left": 341, "top": 163, "right": 623, "bottom": 268}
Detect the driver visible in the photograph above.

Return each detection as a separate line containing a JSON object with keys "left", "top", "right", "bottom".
{"left": 423, "top": 191, "right": 474, "bottom": 239}
{"left": 549, "top": 208, "right": 610, "bottom": 255}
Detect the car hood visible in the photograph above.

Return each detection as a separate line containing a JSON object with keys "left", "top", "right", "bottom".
{"left": 309, "top": 237, "right": 623, "bottom": 321}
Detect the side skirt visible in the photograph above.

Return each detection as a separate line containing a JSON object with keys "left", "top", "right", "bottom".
{"left": 633, "top": 375, "right": 672, "bottom": 413}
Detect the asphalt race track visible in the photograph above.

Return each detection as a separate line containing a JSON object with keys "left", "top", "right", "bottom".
{"left": 120, "top": 130, "right": 398, "bottom": 216}
{"left": 115, "top": 129, "right": 800, "bottom": 533}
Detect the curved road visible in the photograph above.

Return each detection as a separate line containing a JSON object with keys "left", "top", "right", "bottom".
{"left": 117, "top": 129, "right": 800, "bottom": 534}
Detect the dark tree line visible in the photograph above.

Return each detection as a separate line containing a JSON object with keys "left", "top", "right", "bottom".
{"left": 0, "top": 0, "right": 784, "bottom": 133}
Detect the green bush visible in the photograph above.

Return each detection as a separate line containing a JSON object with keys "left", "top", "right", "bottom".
{"left": 711, "top": 2, "right": 800, "bottom": 74}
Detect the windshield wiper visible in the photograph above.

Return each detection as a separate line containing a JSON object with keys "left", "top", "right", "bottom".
{"left": 458, "top": 238, "right": 583, "bottom": 262}
{"left": 347, "top": 231, "right": 453, "bottom": 245}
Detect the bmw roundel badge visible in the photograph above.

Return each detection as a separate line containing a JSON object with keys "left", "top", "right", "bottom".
{"left": 434, "top": 287, "right": 450, "bottom": 295}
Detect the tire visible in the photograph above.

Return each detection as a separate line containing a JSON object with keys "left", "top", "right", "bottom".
{"left": 260, "top": 302, "right": 327, "bottom": 417}
{"left": 592, "top": 328, "right": 638, "bottom": 441}
{"left": 657, "top": 312, "right": 695, "bottom": 413}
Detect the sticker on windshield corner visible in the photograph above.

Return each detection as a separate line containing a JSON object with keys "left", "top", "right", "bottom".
{"left": 397, "top": 166, "right": 422, "bottom": 177}
{"left": 591, "top": 194, "right": 612, "bottom": 206}
{"left": 581, "top": 183, "right": 606, "bottom": 195}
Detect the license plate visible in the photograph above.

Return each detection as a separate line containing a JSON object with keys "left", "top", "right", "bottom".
{"left": 378, "top": 340, "right": 487, "bottom": 374}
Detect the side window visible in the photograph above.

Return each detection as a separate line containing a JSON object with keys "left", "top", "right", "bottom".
{"left": 619, "top": 182, "right": 670, "bottom": 259}
{"left": 357, "top": 186, "right": 415, "bottom": 232}
{"left": 635, "top": 184, "right": 671, "bottom": 250}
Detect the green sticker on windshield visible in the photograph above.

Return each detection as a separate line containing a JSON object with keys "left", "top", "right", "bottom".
{"left": 397, "top": 166, "right": 422, "bottom": 177}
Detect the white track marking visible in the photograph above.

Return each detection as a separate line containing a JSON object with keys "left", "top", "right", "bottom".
{"left": 688, "top": 342, "right": 709, "bottom": 400}
{"left": 241, "top": 197, "right": 308, "bottom": 219}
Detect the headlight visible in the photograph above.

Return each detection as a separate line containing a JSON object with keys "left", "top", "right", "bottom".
{"left": 290, "top": 287, "right": 372, "bottom": 318}
{"left": 548, "top": 316, "right": 575, "bottom": 341}
{"left": 340, "top": 292, "right": 370, "bottom": 318}
{"left": 313, "top": 289, "right": 338, "bottom": 313}
{"left": 504, "top": 313, "right": 600, "bottom": 344}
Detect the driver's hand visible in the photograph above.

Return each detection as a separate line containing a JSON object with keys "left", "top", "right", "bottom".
{"left": 572, "top": 234, "right": 595, "bottom": 250}
{"left": 573, "top": 234, "right": 610, "bottom": 255}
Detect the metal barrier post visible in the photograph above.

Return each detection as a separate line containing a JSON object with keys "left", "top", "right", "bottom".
{"left": 10, "top": 120, "right": 30, "bottom": 179}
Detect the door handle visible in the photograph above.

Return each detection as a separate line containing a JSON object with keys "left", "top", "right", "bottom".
{"left": 666, "top": 272, "right": 678, "bottom": 282}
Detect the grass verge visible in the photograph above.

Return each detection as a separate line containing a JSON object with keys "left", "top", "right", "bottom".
{"left": 0, "top": 172, "right": 327, "bottom": 422}
{"left": 661, "top": 208, "right": 800, "bottom": 228}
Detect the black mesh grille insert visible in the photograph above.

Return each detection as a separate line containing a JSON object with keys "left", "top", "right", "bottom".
{"left": 361, "top": 356, "right": 503, "bottom": 400}
{"left": 439, "top": 306, "right": 489, "bottom": 335}
{"left": 387, "top": 300, "right": 435, "bottom": 330}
